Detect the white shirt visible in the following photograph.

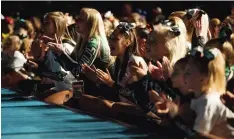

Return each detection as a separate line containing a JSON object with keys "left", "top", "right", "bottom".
{"left": 1, "top": 51, "right": 27, "bottom": 72}
{"left": 191, "top": 92, "right": 234, "bottom": 138}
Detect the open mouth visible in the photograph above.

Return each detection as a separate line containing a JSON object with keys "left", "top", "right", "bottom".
{"left": 110, "top": 45, "right": 115, "bottom": 52}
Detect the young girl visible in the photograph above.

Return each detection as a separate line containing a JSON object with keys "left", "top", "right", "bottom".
{"left": 79, "top": 22, "right": 148, "bottom": 116}
{"left": 100, "top": 17, "right": 188, "bottom": 118}
{"left": 111, "top": 17, "right": 189, "bottom": 120}
{"left": 209, "top": 18, "right": 221, "bottom": 39}
{"left": 204, "top": 25, "right": 234, "bottom": 94}
{"left": 26, "top": 12, "right": 77, "bottom": 103}
{"left": 1, "top": 35, "right": 30, "bottom": 87}
{"left": 44, "top": 8, "right": 111, "bottom": 97}
{"left": 184, "top": 48, "right": 234, "bottom": 138}
{"left": 49, "top": 8, "right": 111, "bottom": 75}
{"left": 145, "top": 16, "right": 187, "bottom": 68}
{"left": 135, "top": 25, "right": 151, "bottom": 58}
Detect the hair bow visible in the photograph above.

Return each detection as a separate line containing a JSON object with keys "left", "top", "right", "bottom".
{"left": 162, "top": 19, "right": 181, "bottom": 36}
{"left": 185, "top": 8, "right": 206, "bottom": 20}
{"left": 117, "top": 22, "right": 136, "bottom": 37}
{"left": 188, "top": 47, "right": 219, "bottom": 62}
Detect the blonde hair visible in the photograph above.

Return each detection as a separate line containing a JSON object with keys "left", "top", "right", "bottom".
{"left": 20, "top": 38, "right": 32, "bottom": 55}
{"left": 25, "top": 20, "right": 35, "bottom": 39}
{"left": 76, "top": 8, "right": 109, "bottom": 57}
{"left": 44, "top": 12, "right": 68, "bottom": 39}
{"left": 210, "top": 18, "right": 221, "bottom": 27}
{"left": 152, "top": 17, "right": 187, "bottom": 67}
{"left": 104, "top": 19, "right": 114, "bottom": 36}
{"left": 230, "top": 33, "right": 234, "bottom": 48}
{"left": 190, "top": 48, "right": 226, "bottom": 94}
{"left": 205, "top": 38, "right": 234, "bottom": 66}
{"left": 209, "top": 18, "right": 221, "bottom": 38}
{"left": 2, "top": 35, "right": 22, "bottom": 51}
{"left": 132, "top": 13, "right": 147, "bottom": 26}
{"left": 169, "top": 11, "right": 194, "bottom": 43}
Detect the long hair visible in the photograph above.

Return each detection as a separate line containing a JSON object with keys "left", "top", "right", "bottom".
{"left": 75, "top": 8, "right": 109, "bottom": 58}
{"left": 44, "top": 12, "right": 68, "bottom": 40}
{"left": 152, "top": 17, "right": 187, "bottom": 67}
{"left": 169, "top": 11, "right": 194, "bottom": 43}
{"left": 189, "top": 48, "right": 226, "bottom": 94}
{"left": 205, "top": 38, "right": 234, "bottom": 66}
{"left": 112, "top": 23, "right": 141, "bottom": 81}
{"left": 209, "top": 18, "right": 221, "bottom": 39}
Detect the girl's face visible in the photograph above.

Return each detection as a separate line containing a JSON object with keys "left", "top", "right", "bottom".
{"left": 145, "top": 31, "right": 166, "bottom": 61}
{"left": 184, "top": 60, "right": 205, "bottom": 94}
{"left": 138, "top": 37, "right": 146, "bottom": 57}
{"left": 171, "top": 63, "right": 188, "bottom": 94}
{"left": 213, "top": 24, "right": 220, "bottom": 37}
{"left": 76, "top": 11, "right": 89, "bottom": 36}
{"left": 108, "top": 29, "right": 129, "bottom": 57}
{"left": 3, "top": 38, "right": 18, "bottom": 54}
{"left": 43, "top": 17, "right": 55, "bottom": 37}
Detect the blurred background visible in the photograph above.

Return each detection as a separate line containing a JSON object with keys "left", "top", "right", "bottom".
{"left": 2, "top": 1, "right": 234, "bottom": 21}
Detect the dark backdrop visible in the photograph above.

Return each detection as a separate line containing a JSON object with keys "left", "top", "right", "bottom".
{"left": 2, "top": 1, "right": 233, "bottom": 21}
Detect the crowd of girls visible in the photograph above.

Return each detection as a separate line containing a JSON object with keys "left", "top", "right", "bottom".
{"left": 2, "top": 3, "right": 234, "bottom": 139}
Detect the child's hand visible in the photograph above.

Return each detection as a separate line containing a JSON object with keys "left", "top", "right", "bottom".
{"left": 191, "top": 10, "right": 209, "bottom": 40}
{"left": 130, "top": 61, "right": 147, "bottom": 80}
{"left": 96, "top": 68, "right": 114, "bottom": 87}
{"left": 81, "top": 64, "right": 99, "bottom": 83}
{"left": 42, "top": 34, "right": 63, "bottom": 55}
{"left": 148, "top": 56, "right": 172, "bottom": 80}
{"left": 148, "top": 61, "right": 164, "bottom": 80}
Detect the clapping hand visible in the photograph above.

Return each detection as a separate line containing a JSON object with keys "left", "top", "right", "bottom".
{"left": 96, "top": 68, "right": 115, "bottom": 87}
{"left": 81, "top": 64, "right": 99, "bottom": 83}
{"left": 149, "top": 56, "right": 172, "bottom": 81}
{"left": 130, "top": 61, "right": 147, "bottom": 80}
